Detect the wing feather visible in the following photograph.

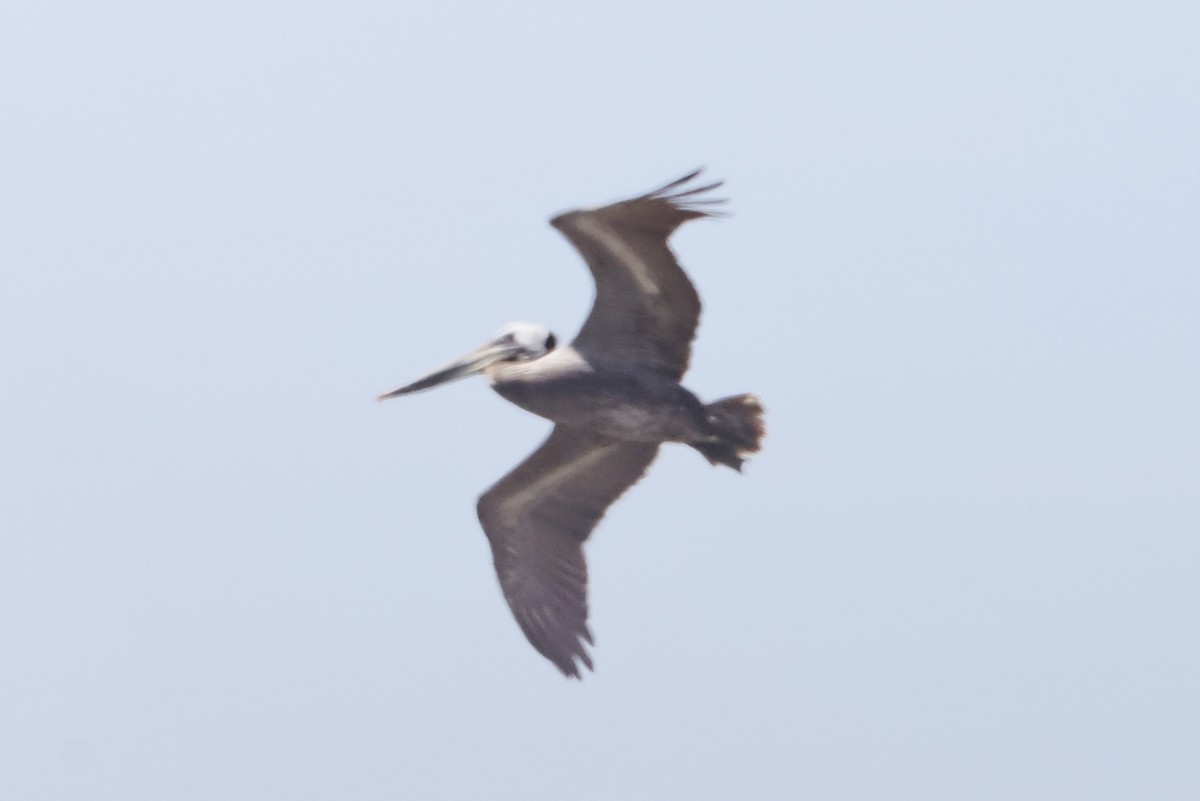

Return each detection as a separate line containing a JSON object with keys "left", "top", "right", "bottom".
{"left": 476, "top": 426, "right": 659, "bottom": 677}
{"left": 550, "top": 170, "right": 725, "bottom": 379}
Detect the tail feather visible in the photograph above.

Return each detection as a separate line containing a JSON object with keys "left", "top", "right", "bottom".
{"left": 692, "top": 393, "right": 765, "bottom": 471}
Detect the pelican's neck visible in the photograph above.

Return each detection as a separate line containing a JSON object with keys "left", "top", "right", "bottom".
{"left": 483, "top": 346, "right": 594, "bottom": 385}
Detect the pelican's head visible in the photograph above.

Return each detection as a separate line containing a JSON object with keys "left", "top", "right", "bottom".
{"left": 378, "top": 322, "right": 557, "bottom": 399}
{"left": 493, "top": 321, "right": 557, "bottom": 361}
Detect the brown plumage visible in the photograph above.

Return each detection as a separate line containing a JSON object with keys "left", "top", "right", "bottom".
{"left": 379, "top": 170, "right": 764, "bottom": 677}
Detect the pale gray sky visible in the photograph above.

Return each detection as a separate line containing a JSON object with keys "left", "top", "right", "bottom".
{"left": 2, "top": 1, "right": 1198, "bottom": 799}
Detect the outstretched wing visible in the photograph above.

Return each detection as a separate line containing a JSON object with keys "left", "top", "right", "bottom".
{"left": 550, "top": 169, "right": 725, "bottom": 379}
{"left": 476, "top": 426, "right": 659, "bottom": 677}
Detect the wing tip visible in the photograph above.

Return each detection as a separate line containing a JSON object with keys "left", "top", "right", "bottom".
{"left": 648, "top": 166, "right": 724, "bottom": 196}
{"left": 539, "top": 626, "right": 597, "bottom": 679}
{"left": 550, "top": 167, "right": 730, "bottom": 228}
{"left": 648, "top": 168, "right": 728, "bottom": 220}
{"left": 509, "top": 593, "right": 597, "bottom": 679}
{"left": 650, "top": 167, "right": 706, "bottom": 195}
{"left": 554, "top": 648, "right": 595, "bottom": 679}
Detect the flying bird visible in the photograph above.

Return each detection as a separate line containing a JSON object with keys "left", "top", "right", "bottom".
{"left": 379, "top": 170, "right": 764, "bottom": 677}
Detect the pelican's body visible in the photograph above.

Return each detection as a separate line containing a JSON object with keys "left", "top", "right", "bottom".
{"left": 486, "top": 349, "right": 710, "bottom": 444}
{"left": 380, "top": 171, "right": 765, "bottom": 677}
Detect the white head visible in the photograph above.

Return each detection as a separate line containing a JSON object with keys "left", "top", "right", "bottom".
{"left": 494, "top": 321, "right": 558, "bottom": 361}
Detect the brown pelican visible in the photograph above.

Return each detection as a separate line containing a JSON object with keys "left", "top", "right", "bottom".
{"left": 379, "top": 170, "right": 765, "bottom": 677}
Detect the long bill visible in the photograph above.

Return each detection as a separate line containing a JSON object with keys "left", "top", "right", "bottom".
{"left": 377, "top": 338, "right": 523, "bottom": 400}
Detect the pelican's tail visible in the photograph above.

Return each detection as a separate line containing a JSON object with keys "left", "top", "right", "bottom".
{"left": 692, "top": 394, "right": 765, "bottom": 472}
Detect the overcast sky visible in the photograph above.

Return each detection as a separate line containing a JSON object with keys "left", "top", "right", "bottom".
{"left": 2, "top": 1, "right": 1198, "bottom": 799}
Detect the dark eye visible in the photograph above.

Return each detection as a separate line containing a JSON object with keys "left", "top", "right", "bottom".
{"left": 545, "top": 333, "right": 557, "bottom": 350}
